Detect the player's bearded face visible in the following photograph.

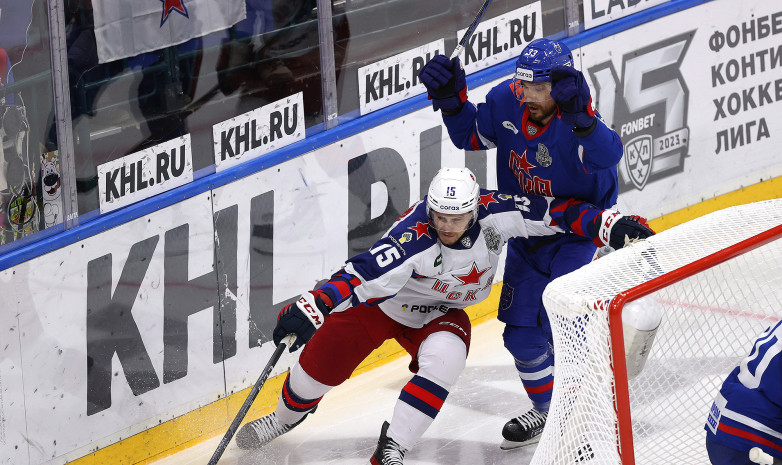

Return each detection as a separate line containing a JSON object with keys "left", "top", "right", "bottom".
{"left": 430, "top": 211, "right": 474, "bottom": 245}
{"left": 515, "top": 80, "right": 557, "bottom": 123}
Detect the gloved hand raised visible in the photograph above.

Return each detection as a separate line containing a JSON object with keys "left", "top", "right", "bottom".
{"left": 418, "top": 55, "right": 467, "bottom": 115}
{"left": 593, "top": 211, "right": 655, "bottom": 250}
{"left": 550, "top": 65, "right": 596, "bottom": 130}
{"left": 273, "top": 290, "right": 334, "bottom": 352}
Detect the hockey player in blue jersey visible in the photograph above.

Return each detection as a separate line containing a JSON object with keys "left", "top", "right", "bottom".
{"left": 706, "top": 320, "right": 782, "bottom": 465}
{"left": 419, "top": 38, "right": 624, "bottom": 449}
{"left": 233, "top": 167, "right": 652, "bottom": 464}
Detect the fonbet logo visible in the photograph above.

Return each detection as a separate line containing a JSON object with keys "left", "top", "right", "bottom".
{"left": 588, "top": 33, "right": 692, "bottom": 192}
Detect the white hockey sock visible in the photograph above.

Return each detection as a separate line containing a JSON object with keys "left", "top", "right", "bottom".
{"left": 275, "top": 363, "right": 332, "bottom": 426}
{"left": 387, "top": 332, "right": 467, "bottom": 451}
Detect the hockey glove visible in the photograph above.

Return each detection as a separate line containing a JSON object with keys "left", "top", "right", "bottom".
{"left": 593, "top": 211, "right": 655, "bottom": 250}
{"left": 418, "top": 55, "right": 467, "bottom": 115}
{"left": 273, "top": 290, "right": 334, "bottom": 352}
{"left": 550, "top": 65, "right": 596, "bottom": 131}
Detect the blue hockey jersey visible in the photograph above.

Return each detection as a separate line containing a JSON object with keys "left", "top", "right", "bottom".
{"left": 442, "top": 78, "right": 623, "bottom": 210}
{"left": 706, "top": 320, "right": 782, "bottom": 459}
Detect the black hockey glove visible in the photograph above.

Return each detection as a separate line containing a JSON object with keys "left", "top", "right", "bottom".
{"left": 593, "top": 211, "right": 655, "bottom": 250}
{"left": 418, "top": 55, "right": 467, "bottom": 115}
{"left": 273, "top": 290, "right": 334, "bottom": 352}
{"left": 550, "top": 65, "right": 596, "bottom": 133}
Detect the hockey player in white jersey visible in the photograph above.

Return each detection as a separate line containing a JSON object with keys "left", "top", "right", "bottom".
{"left": 235, "top": 167, "right": 654, "bottom": 464}
{"left": 706, "top": 320, "right": 782, "bottom": 465}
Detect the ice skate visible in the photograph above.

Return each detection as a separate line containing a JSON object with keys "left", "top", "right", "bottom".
{"left": 368, "top": 421, "right": 407, "bottom": 465}
{"left": 500, "top": 408, "right": 547, "bottom": 450}
{"left": 235, "top": 410, "right": 310, "bottom": 450}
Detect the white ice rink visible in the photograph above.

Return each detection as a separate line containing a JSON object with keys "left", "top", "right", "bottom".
{"left": 153, "top": 318, "right": 539, "bottom": 465}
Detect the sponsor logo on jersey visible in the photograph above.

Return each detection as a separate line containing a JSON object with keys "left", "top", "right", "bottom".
{"left": 502, "top": 120, "right": 520, "bottom": 134}
{"left": 388, "top": 235, "right": 408, "bottom": 256}
{"left": 401, "top": 303, "right": 450, "bottom": 314}
{"left": 483, "top": 226, "right": 501, "bottom": 252}
{"left": 400, "top": 232, "right": 413, "bottom": 244}
{"left": 536, "top": 143, "right": 552, "bottom": 167}
{"left": 498, "top": 194, "right": 513, "bottom": 201}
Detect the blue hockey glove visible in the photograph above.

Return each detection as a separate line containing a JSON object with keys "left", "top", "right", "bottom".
{"left": 592, "top": 211, "right": 655, "bottom": 250}
{"left": 273, "top": 290, "right": 334, "bottom": 352}
{"left": 550, "top": 65, "right": 596, "bottom": 130}
{"left": 418, "top": 55, "right": 467, "bottom": 115}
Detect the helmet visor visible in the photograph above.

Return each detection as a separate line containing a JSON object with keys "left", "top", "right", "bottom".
{"left": 429, "top": 210, "right": 475, "bottom": 233}
{"left": 512, "top": 78, "right": 552, "bottom": 103}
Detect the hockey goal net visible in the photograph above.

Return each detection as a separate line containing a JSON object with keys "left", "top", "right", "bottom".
{"left": 532, "top": 199, "right": 782, "bottom": 465}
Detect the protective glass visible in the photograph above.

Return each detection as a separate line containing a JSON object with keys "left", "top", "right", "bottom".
{"left": 512, "top": 79, "right": 552, "bottom": 103}
{"left": 429, "top": 211, "right": 475, "bottom": 233}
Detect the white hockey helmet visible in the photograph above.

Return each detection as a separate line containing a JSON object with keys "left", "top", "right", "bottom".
{"left": 426, "top": 167, "right": 480, "bottom": 229}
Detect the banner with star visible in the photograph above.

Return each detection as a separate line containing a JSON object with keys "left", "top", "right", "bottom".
{"left": 92, "top": 0, "right": 246, "bottom": 63}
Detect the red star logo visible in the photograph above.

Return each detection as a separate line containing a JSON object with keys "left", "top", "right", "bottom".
{"left": 513, "top": 149, "right": 537, "bottom": 178}
{"left": 478, "top": 192, "right": 498, "bottom": 209}
{"left": 160, "top": 0, "right": 189, "bottom": 27}
{"left": 454, "top": 262, "right": 489, "bottom": 286}
{"left": 409, "top": 221, "right": 433, "bottom": 239}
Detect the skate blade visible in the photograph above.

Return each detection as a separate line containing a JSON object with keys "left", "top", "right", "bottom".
{"left": 500, "top": 436, "right": 541, "bottom": 450}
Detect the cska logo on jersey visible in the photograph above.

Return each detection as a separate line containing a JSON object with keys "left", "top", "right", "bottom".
{"left": 478, "top": 192, "right": 499, "bottom": 208}
{"left": 509, "top": 149, "right": 553, "bottom": 197}
{"left": 409, "top": 221, "right": 432, "bottom": 239}
{"left": 454, "top": 262, "right": 489, "bottom": 286}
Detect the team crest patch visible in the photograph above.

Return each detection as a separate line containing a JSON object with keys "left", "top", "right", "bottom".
{"left": 483, "top": 227, "right": 501, "bottom": 252}
{"left": 536, "top": 144, "right": 552, "bottom": 167}
{"left": 526, "top": 124, "right": 538, "bottom": 136}
{"left": 460, "top": 235, "right": 472, "bottom": 248}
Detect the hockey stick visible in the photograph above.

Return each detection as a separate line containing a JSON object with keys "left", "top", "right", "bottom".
{"left": 207, "top": 334, "right": 295, "bottom": 465}
{"left": 450, "top": 0, "right": 495, "bottom": 59}
{"left": 750, "top": 447, "right": 782, "bottom": 465}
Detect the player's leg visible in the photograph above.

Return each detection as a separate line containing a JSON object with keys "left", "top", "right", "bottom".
{"left": 500, "top": 323, "right": 552, "bottom": 449}
{"left": 496, "top": 239, "right": 552, "bottom": 448}
{"left": 236, "top": 304, "right": 398, "bottom": 449}
{"left": 368, "top": 309, "right": 471, "bottom": 464}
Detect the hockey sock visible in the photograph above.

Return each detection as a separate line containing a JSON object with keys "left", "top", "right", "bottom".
{"left": 275, "top": 363, "right": 331, "bottom": 426}
{"left": 387, "top": 332, "right": 467, "bottom": 450}
{"left": 515, "top": 350, "right": 554, "bottom": 411}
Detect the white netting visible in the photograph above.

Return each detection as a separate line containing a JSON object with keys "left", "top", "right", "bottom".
{"left": 532, "top": 199, "right": 782, "bottom": 465}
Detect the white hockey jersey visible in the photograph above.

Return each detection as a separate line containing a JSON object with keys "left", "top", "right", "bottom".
{"left": 326, "top": 190, "right": 590, "bottom": 328}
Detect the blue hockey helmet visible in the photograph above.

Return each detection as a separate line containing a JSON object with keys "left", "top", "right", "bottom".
{"left": 514, "top": 38, "right": 574, "bottom": 83}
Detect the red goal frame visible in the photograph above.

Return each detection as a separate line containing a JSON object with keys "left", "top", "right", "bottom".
{"left": 607, "top": 223, "right": 782, "bottom": 465}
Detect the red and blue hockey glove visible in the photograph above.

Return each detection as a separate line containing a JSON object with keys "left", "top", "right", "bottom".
{"left": 550, "top": 65, "right": 596, "bottom": 131}
{"left": 591, "top": 211, "right": 655, "bottom": 250}
{"left": 418, "top": 55, "right": 467, "bottom": 115}
{"left": 273, "top": 290, "right": 334, "bottom": 352}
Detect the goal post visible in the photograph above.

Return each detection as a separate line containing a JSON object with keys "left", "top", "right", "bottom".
{"left": 532, "top": 199, "right": 782, "bottom": 465}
